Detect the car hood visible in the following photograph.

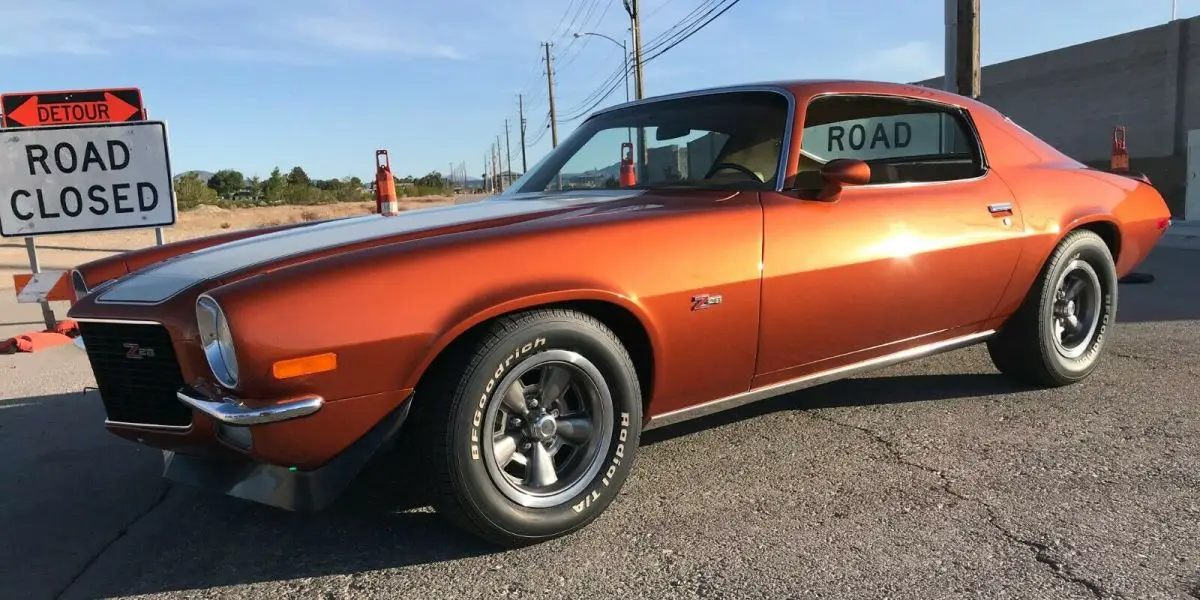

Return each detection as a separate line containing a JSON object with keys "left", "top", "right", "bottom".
{"left": 91, "top": 191, "right": 643, "bottom": 306}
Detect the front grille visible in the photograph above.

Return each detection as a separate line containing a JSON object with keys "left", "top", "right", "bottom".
{"left": 80, "top": 321, "right": 192, "bottom": 427}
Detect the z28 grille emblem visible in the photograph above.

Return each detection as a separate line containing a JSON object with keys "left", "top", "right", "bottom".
{"left": 691, "top": 294, "right": 723, "bottom": 311}
{"left": 123, "top": 343, "right": 156, "bottom": 359}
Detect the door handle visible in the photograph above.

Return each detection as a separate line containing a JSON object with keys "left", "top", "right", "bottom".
{"left": 987, "top": 202, "right": 1013, "bottom": 214}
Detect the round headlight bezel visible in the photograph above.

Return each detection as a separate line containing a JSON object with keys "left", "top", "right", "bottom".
{"left": 196, "top": 294, "right": 239, "bottom": 389}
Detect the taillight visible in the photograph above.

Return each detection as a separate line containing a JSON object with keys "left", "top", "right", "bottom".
{"left": 1157, "top": 218, "right": 1171, "bottom": 231}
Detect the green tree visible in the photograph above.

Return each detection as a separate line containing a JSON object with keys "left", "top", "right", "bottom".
{"left": 287, "top": 166, "right": 311, "bottom": 187}
{"left": 206, "top": 169, "right": 245, "bottom": 198}
{"left": 416, "top": 171, "right": 445, "bottom": 189}
{"left": 263, "top": 167, "right": 286, "bottom": 201}
{"left": 246, "top": 175, "right": 262, "bottom": 198}
{"left": 174, "top": 173, "right": 219, "bottom": 210}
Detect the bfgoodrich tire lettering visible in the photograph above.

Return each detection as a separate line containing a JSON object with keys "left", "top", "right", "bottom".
{"left": 987, "top": 229, "right": 1118, "bottom": 387}
{"left": 417, "top": 308, "right": 642, "bottom": 546}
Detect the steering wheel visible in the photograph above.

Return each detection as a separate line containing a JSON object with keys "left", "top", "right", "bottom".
{"left": 708, "top": 162, "right": 763, "bottom": 182}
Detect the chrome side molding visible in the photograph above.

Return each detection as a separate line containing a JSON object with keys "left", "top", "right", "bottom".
{"left": 644, "top": 330, "right": 995, "bottom": 430}
{"left": 176, "top": 386, "right": 324, "bottom": 426}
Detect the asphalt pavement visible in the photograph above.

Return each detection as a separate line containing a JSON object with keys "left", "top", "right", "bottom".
{"left": 1, "top": 245, "right": 1198, "bottom": 600}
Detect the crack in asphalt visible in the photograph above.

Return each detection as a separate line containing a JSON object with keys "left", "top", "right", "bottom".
{"left": 805, "top": 410, "right": 1110, "bottom": 600}
{"left": 53, "top": 483, "right": 172, "bottom": 600}
{"left": 1111, "top": 352, "right": 1200, "bottom": 379}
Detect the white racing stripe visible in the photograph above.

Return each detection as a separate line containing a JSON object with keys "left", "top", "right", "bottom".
{"left": 96, "top": 193, "right": 636, "bottom": 305}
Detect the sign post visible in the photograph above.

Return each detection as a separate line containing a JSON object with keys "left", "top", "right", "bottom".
{"left": 23, "top": 235, "right": 56, "bottom": 329}
{"left": 1, "top": 87, "right": 164, "bottom": 330}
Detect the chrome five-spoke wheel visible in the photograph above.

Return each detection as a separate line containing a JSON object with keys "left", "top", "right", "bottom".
{"left": 420, "top": 309, "right": 642, "bottom": 546}
{"left": 483, "top": 350, "right": 613, "bottom": 508}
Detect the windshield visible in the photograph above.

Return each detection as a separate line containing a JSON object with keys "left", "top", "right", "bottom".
{"left": 505, "top": 90, "right": 790, "bottom": 194}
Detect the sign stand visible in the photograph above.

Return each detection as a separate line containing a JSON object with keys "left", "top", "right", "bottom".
{"left": 24, "top": 238, "right": 56, "bottom": 329}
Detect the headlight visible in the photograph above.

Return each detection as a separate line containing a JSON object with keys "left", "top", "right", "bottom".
{"left": 69, "top": 270, "right": 89, "bottom": 300}
{"left": 196, "top": 295, "right": 239, "bottom": 388}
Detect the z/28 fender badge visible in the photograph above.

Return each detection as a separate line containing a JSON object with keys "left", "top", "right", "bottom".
{"left": 691, "top": 294, "right": 723, "bottom": 311}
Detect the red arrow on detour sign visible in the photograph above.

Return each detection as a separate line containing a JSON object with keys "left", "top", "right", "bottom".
{"left": 1, "top": 88, "right": 145, "bottom": 128}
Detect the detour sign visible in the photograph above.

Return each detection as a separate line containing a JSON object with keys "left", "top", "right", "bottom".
{"left": 0, "top": 121, "right": 176, "bottom": 237}
{"left": 1, "top": 88, "right": 145, "bottom": 129}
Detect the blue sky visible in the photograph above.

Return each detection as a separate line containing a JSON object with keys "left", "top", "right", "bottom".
{"left": 3, "top": 0, "right": 1194, "bottom": 182}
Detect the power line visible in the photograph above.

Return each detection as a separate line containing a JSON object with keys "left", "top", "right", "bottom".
{"left": 555, "top": 0, "right": 726, "bottom": 118}
{"left": 641, "top": 0, "right": 681, "bottom": 24}
{"left": 643, "top": 0, "right": 742, "bottom": 61}
{"left": 560, "top": 0, "right": 746, "bottom": 122}
{"left": 555, "top": 0, "right": 618, "bottom": 71}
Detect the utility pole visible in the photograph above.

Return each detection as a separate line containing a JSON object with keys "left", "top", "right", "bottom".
{"left": 623, "top": 0, "right": 645, "bottom": 99}
{"left": 543, "top": 42, "right": 559, "bottom": 147}
{"left": 945, "top": 0, "right": 980, "bottom": 98}
{"left": 955, "top": 0, "right": 981, "bottom": 98}
{"left": 484, "top": 153, "right": 491, "bottom": 193}
{"left": 495, "top": 135, "right": 503, "bottom": 191}
{"left": 518, "top": 94, "right": 528, "bottom": 172}
{"left": 504, "top": 119, "right": 513, "bottom": 179}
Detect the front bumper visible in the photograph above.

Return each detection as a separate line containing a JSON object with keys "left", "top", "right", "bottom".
{"left": 176, "top": 386, "right": 324, "bottom": 426}
{"left": 162, "top": 393, "right": 413, "bottom": 512}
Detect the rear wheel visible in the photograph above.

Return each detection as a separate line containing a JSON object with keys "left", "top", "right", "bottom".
{"left": 415, "top": 309, "right": 642, "bottom": 547}
{"left": 987, "top": 229, "right": 1117, "bottom": 387}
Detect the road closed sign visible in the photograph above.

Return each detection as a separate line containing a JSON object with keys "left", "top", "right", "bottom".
{"left": 0, "top": 121, "right": 175, "bottom": 237}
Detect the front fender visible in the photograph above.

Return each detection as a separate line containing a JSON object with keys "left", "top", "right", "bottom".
{"left": 408, "top": 285, "right": 662, "bottom": 392}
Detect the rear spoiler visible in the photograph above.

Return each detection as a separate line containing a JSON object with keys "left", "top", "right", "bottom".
{"left": 1114, "top": 169, "right": 1152, "bottom": 185}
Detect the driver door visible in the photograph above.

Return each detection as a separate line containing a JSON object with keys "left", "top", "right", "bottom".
{"left": 753, "top": 93, "right": 1025, "bottom": 385}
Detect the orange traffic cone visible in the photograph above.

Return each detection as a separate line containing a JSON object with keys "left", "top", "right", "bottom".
{"left": 375, "top": 149, "right": 399, "bottom": 215}
{"left": 619, "top": 142, "right": 636, "bottom": 187}
{"left": 1111, "top": 126, "right": 1129, "bottom": 173}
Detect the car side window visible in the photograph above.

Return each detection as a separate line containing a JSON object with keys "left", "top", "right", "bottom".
{"left": 794, "top": 95, "right": 985, "bottom": 188}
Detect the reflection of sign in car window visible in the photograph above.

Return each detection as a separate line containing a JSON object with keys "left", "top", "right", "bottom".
{"left": 802, "top": 114, "right": 944, "bottom": 161}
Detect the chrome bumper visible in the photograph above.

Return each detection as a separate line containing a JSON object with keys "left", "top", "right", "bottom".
{"left": 176, "top": 386, "right": 324, "bottom": 426}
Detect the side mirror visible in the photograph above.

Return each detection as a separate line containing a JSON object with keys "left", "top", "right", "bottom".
{"left": 816, "top": 158, "right": 871, "bottom": 200}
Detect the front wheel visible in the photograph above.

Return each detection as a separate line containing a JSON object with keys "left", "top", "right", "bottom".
{"left": 416, "top": 309, "right": 642, "bottom": 547}
{"left": 987, "top": 229, "right": 1118, "bottom": 387}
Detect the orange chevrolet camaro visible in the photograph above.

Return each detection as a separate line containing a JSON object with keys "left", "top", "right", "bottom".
{"left": 67, "top": 80, "right": 1172, "bottom": 546}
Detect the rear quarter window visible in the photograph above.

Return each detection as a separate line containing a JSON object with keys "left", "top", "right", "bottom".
{"left": 795, "top": 95, "right": 986, "bottom": 187}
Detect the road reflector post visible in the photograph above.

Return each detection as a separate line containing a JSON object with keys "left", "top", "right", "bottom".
{"left": 375, "top": 150, "right": 399, "bottom": 215}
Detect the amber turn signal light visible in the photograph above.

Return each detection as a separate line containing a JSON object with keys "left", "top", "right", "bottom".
{"left": 272, "top": 353, "right": 338, "bottom": 379}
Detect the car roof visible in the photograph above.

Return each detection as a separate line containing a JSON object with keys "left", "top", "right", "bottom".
{"left": 590, "top": 79, "right": 992, "bottom": 117}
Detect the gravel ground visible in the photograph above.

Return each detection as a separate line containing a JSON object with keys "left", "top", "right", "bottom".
{"left": 1, "top": 247, "right": 1197, "bottom": 600}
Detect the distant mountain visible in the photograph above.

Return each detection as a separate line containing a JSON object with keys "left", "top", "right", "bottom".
{"left": 564, "top": 161, "right": 621, "bottom": 180}
{"left": 175, "top": 170, "right": 214, "bottom": 183}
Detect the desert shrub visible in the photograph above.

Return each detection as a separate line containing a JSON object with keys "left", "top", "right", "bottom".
{"left": 276, "top": 184, "right": 336, "bottom": 206}
{"left": 299, "top": 209, "right": 322, "bottom": 222}
{"left": 174, "top": 173, "right": 220, "bottom": 210}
